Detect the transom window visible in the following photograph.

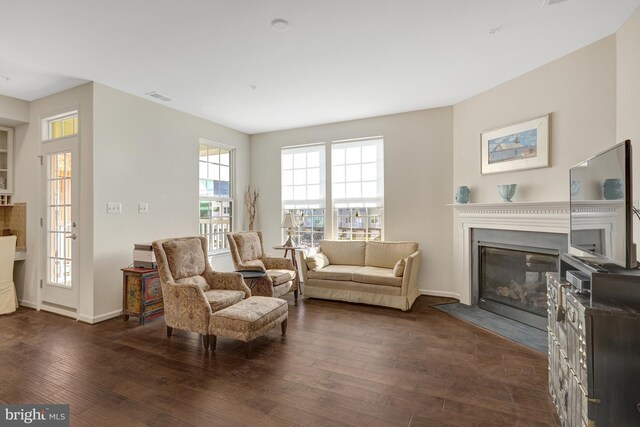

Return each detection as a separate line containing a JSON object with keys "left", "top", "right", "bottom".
{"left": 43, "top": 110, "right": 78, "bottom": 141}
{"left": 199, "top": 142, "right": 233, "bottom": 252}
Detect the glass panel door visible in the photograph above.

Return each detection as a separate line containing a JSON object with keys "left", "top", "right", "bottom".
{"left": 47, "top": 151, "right": 73, "bottom": 286}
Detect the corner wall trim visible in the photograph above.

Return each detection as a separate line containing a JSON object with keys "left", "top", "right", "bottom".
{"left": 420, "top": 289, "right": 461, "bottom": 300}
{"left": 78, "top": 309, "right": 122, "bottom": 325}
{"left": 18, "top": 299, "right": 38, "bottom": 309}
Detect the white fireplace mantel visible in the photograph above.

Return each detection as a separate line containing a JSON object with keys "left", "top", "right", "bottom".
{"left": 451, "top": 201, "right": 570, "bottom": 305}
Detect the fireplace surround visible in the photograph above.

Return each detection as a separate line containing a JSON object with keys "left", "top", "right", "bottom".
{"left": 452, "top": 201, "right": 571, "bottom": 306}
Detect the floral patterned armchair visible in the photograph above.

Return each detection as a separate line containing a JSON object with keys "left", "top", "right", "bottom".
{"left": 152, "top": 236, "right": 250, "bottom": 349}
{"left": 226, "top": 231, "right": 298, "bottom": 300}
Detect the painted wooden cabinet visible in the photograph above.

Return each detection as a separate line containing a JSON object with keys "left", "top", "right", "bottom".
{"left": 0, "top": 126, "right": 14, "bottom": 197}
{"left": 121, "top": 267, "right": 163, "bottom": 325}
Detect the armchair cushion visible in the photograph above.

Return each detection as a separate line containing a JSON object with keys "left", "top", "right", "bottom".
{"left": 163, "top": 238, "right": 206, "bottom": 279}
{"left": 176, "top": 275, "right": 209, "bottom": 290}
{"left": 204, "top": 289, "right": 246, "bottom": 311}
{"left": 268, "top": 269, "right": 296, "bottom": 286}
{"left": 234, "top": 232, "right": 263, "bottom": 262}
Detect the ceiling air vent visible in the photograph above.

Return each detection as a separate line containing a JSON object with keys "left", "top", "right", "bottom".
{"left": 542, "top": 0, "right": 569, "bottom": 7}
{"left": 145, "top": 91, "right": 172, "bottom": 102}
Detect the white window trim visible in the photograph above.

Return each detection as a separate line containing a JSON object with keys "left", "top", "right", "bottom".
{"left": 199, "top": 139, "right": 234, "bottom": 255}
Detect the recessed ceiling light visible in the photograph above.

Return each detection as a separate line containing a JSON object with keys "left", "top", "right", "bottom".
{"left": 145, "top": 91, "right": 172, "bottom": 102}
{"left": 542, "top": 0, "right": 569, "bottom": 7}
{"left": 488, "top": 26, "right": 503, "bottom": 35}
{"left": 0, "top": 75, "right": 10, "bottom": 81}
{"left": 271, "top": 19, "right": 289, "bottom": 31}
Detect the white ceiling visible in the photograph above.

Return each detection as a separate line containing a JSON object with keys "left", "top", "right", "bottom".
{"left": 0, "top": 0, "right": 638, "bottom": 134}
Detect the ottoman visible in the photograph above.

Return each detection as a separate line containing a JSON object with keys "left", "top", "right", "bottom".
{"left": 208, "top": 296, "right": 288, "bottom": 357}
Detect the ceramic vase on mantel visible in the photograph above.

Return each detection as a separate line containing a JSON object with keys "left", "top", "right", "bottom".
{"left": 455, "top": 186, "right": 470, "bottom": 204}
{"left": 603, "top": 178, "right": 624, "bottom": 200}
{"left": 497, "top": 184, "right": 517, "bottom": 202}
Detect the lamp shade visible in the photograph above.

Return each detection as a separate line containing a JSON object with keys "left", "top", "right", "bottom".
{"left": 282, "top": 212, "right": 298, "bottom": 228}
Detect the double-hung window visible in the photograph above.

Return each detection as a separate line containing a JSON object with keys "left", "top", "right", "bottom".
{"left": 331, "top": 138, "right": 384, "bottom": 241}
{"left": 199, "top": 142, "right": 233, "bottom": 253}
{"left": 281, "top": 144, "right": 326, "bottom": 247}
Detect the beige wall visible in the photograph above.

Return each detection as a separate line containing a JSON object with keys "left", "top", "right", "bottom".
{"left": 0, "top": 94, "right": 29, "bottom": 126}
{"left": 617, "top": 6, "right": 640, "bottom": 243}
{"left": 250, "top": 108, "right": 454, "bottom": 298}
{"left": 92, "top": 83, "right": 251, "bottom": 320}
{"left": 453, "top": 36, "right": 617, "bottom": 203}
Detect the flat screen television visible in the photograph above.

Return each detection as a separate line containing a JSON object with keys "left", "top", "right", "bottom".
{"left": 569, "top": 140, "right": 636, "bottom": 269}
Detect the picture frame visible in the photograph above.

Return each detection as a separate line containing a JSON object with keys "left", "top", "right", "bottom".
{"left": 481, "top": 114, "right": 550, "bottom": 175}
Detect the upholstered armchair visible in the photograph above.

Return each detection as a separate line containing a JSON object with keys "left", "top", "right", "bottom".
{"left": 226, "top": 231, "right": 298, "bottom": 300}
{"left": 152, "top": 236, "right": 251, "bottom": 349}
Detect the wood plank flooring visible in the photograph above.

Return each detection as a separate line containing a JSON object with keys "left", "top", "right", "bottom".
{"left": 0, "top": 296, "right": 559, "bottom": 426}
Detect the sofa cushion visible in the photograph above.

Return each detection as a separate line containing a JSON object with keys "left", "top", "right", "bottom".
{"left": 319, "top": 240, "right": 366, "bottom": 266}
{"left": 393, "top": 258, "right": 406, "bottom": 277}
{"left": 365, "top": 241, "right": 418, "bottom": 269}
{"left": 163, "top": 238, "right": 206, "bottom": 279}
{"left": 352, "top": 266, "right": 403, "bottom": 287}
{"left": 268, "top": 269, "right": 295, "bottom": 286}
{"left": 235, "top": 232, "right": 263, "bottom": 262}
{"left": 306, "top": 252, "right": 330, "bottom": 271}
{"left": 306, "top": 265, "right": 361, "bottom": 281}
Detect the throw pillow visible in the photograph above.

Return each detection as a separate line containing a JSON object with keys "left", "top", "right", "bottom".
{"left": 306, "top": 253, "right": 330, "bottom": 271}
{"left": 393, "top": 258, "right": 406, "bottom": 277}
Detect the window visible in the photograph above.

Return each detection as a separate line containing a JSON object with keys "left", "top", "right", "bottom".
{"left": 43, "top": 110, "right": 78, "bottom": 141}
{"left": 281, "top": 145, "right": 325, "bottom": 247}
{"left": 199, "top": 142, "right": 233, "bottom": 252}
{"left": 332, "top": 138, "right": 384, "bottom": 240}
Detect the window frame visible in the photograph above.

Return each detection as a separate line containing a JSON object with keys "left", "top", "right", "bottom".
{"left": 281, "top": 143, "right": 326, "bottom": 247}
{"left": 198, "top": 140, "right": 234, "bottom": 254}
{"left": 42, "top": 110, "right": 79, "bottom": 143}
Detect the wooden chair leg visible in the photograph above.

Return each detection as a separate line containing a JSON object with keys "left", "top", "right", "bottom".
{"left": 211, "top": 335, "right": 217, "bottom": 351}
{"left": 166, "top": 326, "right": 173, "bottom": 337}
{"left": 202, "top": 334, "right": 210, "bottom": 350}
{"left": 246, "top": 341, "right": 253, "bottom": 358}
{"left": 281, "top": 318, "right": 288, "bottom": 336}
{"left": 293, "top": 289, "right": 299, "bottom": 301}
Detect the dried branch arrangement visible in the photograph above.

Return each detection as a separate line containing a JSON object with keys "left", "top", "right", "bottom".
{"left": 245, "top": 185, "right": 259, "bottom": 230}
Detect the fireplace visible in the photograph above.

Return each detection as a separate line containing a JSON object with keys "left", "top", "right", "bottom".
{"left": 472, "top": 228, "right": 567, "bottom": 330}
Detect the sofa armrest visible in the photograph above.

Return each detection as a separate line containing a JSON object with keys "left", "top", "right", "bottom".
{"left": 161, "top": 281, "right": 212, "bottom": 334}
{"left": 401, "top": 250, "right": 421, "bottom": 296}
{"left": 204, "top": 271, "right": 251, "bottom": 298}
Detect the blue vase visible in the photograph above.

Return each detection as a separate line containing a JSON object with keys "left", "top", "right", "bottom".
{"left": 497, "top": 184, "right": 517, "bottom": 202}
{"left": 455, "top": 186, "right": 470, "bottom": 204}
{"left": 603, "top": 178, "right": 624, "bottom": 200}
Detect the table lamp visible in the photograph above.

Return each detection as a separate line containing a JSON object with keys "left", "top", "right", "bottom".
{"left": 282, "top": 212, "right": 298, "bottom": 247}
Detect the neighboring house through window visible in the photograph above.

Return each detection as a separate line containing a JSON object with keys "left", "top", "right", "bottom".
{"left": 199, "top": 141, "right": 233, "bottom": 253}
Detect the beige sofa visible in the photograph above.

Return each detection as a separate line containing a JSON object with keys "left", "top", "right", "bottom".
{"left": 300, "top": 240, "right": 421, "bottom": 311}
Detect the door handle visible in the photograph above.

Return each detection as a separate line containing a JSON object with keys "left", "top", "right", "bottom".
{"left": 65, "top": 234, "right": 77, "bottom": 240}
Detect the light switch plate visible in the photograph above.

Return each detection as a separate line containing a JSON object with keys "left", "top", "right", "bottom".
{"left": 138, "top": 202, "right": 149, "bottom": 214}
{"left": 107, "top": 202, "right": 122, "bottom": 214}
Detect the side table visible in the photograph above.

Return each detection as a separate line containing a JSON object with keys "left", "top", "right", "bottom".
{"left": 236, "top": 270, "right": 267, "bottom": 291}
{"left": 121, "top": 267, "right": 163, "bottom": 325}
{"left": 273, "top": 245, "right": 306, "bottom": 297}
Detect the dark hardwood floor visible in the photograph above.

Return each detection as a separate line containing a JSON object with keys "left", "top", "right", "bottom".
{"left": 0, "top": 296, "right": 559, "bottom": 426}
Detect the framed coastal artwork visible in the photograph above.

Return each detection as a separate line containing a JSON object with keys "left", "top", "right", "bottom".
{"left": 481, "top": 114, "right": 550, "bottom": 175}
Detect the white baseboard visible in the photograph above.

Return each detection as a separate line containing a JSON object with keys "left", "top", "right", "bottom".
{"left": 18, "top": 299, "right": 38, "bottom": 309}
{"left": 419, "top": 289, "right": 461, "bottom": 300}
{"left": 78, "top": 309, "right": 122, "bottom": 324}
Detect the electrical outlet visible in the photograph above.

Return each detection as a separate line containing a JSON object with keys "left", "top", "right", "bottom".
{"left": 107, "top": 202, "right": 122, "bottom": 214}
{"left": 138, "top": 202, "right": 149, "bottom": 214}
